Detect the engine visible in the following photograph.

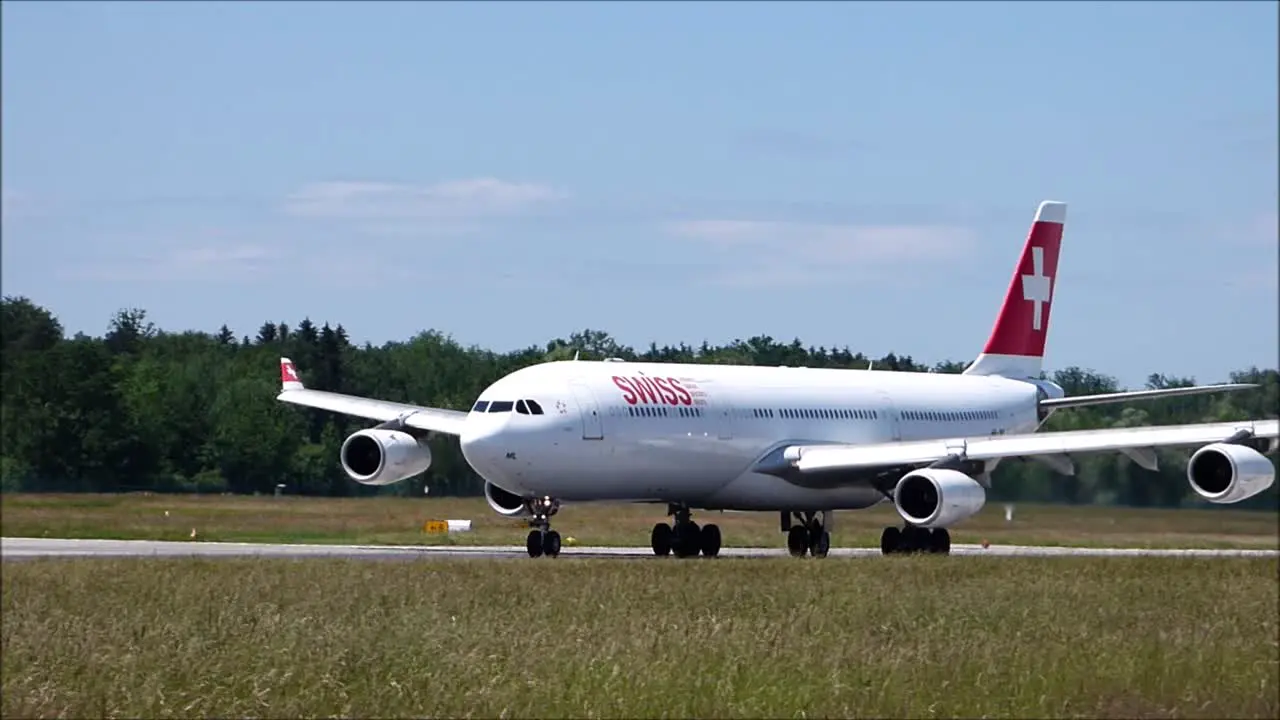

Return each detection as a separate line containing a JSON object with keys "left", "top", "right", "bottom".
{"left": 339, "top": 429, "right": 432, "bottom": 486}
{"left": 1186, "top": 442, "right": 1275, "bottom": 504}
{"left": 893, "top": 468, "right": 987, "bottom": 528}
{"left": 484, "top": 480, "right": 530, "bottom": 516}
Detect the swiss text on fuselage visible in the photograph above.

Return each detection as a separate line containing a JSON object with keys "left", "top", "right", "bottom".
{"left": 611, "top": 375, "right": 694, "bottom": 406}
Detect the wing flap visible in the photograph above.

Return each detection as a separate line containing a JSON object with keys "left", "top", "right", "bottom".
{"left": 790, "top": 419, "right": 1280, "bottom": 474}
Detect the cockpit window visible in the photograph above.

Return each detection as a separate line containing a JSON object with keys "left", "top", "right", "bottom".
{"left": 526, "top": 400, "right": 544, "bottom": 415}
{"left": 472, "top": 400, "right": 490, "bottom": 413}
{"left": 488, "top": 401, "right": 514, "bottom": 413}
{"left": 516, "top": 400, "right": 530, "bottom": 414}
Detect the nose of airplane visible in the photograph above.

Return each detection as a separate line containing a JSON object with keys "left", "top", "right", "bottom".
{"left": 460, "top": 422, "right": 503, "bottom": 479}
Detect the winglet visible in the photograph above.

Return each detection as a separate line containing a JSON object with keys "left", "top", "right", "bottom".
{"left": 280, "top": 357, "right": 304, "bottom": 391}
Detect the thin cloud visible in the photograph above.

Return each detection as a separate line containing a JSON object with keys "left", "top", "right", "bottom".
{"left": 668, "top": 218, "right": 976, "bottom": 285}
{"left": 282, "top": 178, "right": 567, "bottom": 221}
{"left": 63, "top": 244, "right": 277, "bottom": 282}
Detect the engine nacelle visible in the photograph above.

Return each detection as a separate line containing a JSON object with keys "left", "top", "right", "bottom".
{"left": 484, "top": 480, "right": 530, "bottom": 517}
{"left": 893, "top": 468, "right": 987, "bottom": 528}
{"left": 339, "top": 429, "right": 432, "bottom": 486}
{"left": 1186, "top": 442, "right": 1276, "bottom": 504}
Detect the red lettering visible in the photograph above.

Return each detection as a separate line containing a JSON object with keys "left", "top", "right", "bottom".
{"left": 634, "top": 377, "right": 660, "bottom": 404}
{"left": 612, "top": 376, "right": 639, "bottom": 405}
{"left": 651, "top": 377, "right": 679, "bottom": 405}
{"left": 668, "top": 378, "right": 694, "bottom": 405}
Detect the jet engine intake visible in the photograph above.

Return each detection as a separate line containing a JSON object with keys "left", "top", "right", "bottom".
{"left": 1186, "top": 442, "right": 1275, "bottom": 504}
{"left": 339, "top": 429, "right": 432, "bottom": 486}
{"left": 893, "top": 468, "right": 987, "bottom": 528}
{"left": 484, "top": 480, "right": 530, "bottom": 516}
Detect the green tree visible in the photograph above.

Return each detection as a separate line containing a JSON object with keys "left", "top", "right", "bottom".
{"left": 0, "top": 296, "right": 1274, "bottom": 509}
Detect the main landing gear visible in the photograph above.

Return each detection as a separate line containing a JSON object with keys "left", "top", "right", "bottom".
{"left": 781, "top": 511, "right": 832, "bottom": 558}
{"left": 651, "top": 504, "right": 722, "bottom": 558}
{"left": 525, "top": 496, "right": 563, "bottom": 558}
{"left": 880, "top": 525, "right": 951, "bottom": 555}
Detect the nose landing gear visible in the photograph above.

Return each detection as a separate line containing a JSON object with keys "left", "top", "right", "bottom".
{"left": 524, "top": 496, "right": 563, "bottom": 558}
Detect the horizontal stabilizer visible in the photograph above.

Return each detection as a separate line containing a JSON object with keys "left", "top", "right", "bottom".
{"left": 1041, "top": 383, "right": 1258, "bottom": 410}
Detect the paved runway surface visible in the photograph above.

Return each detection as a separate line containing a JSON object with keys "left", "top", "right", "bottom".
{"left": 4, "top": 537, "right": 1277, "bottom": 560}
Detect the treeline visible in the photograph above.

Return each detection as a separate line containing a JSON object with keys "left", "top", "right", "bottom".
{"left": 1, "top": 296, "right": 1277, "bottom": 509}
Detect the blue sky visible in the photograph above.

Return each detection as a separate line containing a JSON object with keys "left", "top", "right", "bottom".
{"left": 3, "top": 0, "right": 1276, "bottom": 389}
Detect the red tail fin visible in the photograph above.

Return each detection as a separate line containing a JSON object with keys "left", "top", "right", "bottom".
{"left": 964, "top": 200, "right": 1066, "bottom": 378}
{"left": 280, "top": 357, "right": 304, "bottom": 391}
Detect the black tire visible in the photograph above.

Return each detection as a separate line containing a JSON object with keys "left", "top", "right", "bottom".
{"left": 651, "top": 523, "right": 673, "bottom": 556}
{"left": 526, "top": 530, "right": 544, "bottom": 558}
{"left": 901, "top": 526, "right": 928, "bottom": 553}
{"left": 543, "top": 530, "right": 562, "bottom": 557}
{"left": 787, "top": 526, "right": 809, "bottom": 557}
{"left": 880, "top": 526, "right": 900, "bottom": 555}
{"left": 700, "top": 523, "right": 722, "bottom": 558}
{"left": 675, "top": 521, "right": 701, "bottom": 558}
{"left": 930, "top": 528, "right": 951, "bottom": 555}
{"left": 811, "top": 530, "right": 831, "bottom": 558}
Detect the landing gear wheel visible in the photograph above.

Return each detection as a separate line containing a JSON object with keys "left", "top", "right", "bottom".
{"left": 526, "top": 530, "right": 544, "bottom": 558}
{"left": 651, "top": 523, "right": 673, "bottom": 557}
{"left": 783, "top": 511, "right": 834, "bottom": 558}
{"left": 542, "top": 530, "right": 562, "bottom": 557}
{"left": 674, "top": 521, "right": 702, "bottom": 558}
{"left": 700, "top": 523, "right": 722, "bottom": 558}
{"left": 901, "top": 526, "right": 930, "bottom": 554}
{"left": 523, "top": 496, "right": 561, "bottom": 559}
{"left": 929, "top": 528, "right": 951, "bottom": 554}
{"left": 787, "top": 526, "right": 810, "bottom": 557}
{"left": 880, "top": 526, "right": 900, "bottom": 555}
{"left": 810, "top": 530, "right": 831, "bottom": 558}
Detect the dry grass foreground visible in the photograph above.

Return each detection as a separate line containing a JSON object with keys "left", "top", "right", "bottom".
{"left": 2, "top": 492, "right": 1277, "bottom": 550}
{"left": 3, "top": 555, "right": 1277, "bottom": 718}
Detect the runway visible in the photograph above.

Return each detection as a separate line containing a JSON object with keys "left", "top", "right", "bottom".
{"left": 3, "top": 536, "right": 1277, "bottom": 560}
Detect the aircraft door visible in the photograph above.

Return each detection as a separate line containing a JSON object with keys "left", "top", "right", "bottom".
{"left": 702, "top": 388, "right": 732, "bottom": 440}
{"left": 568, "top": 381, "right": 605, "bottom": 440}
{"left": 875, "top": 389, "right": 902, "bottom": 442}
{"left": 717, "top": 402, "right": 733, "bottom": 440}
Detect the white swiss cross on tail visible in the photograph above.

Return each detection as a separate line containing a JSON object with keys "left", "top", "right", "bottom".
{"left": 1021, "top": 245, "right": 1052, "bottom": 331}
{"left": 962, "top": 200, "right": 1066, "bottom": 380}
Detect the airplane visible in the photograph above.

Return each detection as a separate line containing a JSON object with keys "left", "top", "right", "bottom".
{"left": 276, "top": 200, "right": 1279, "bottom": 559}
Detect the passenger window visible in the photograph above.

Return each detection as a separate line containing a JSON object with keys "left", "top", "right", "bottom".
{"left": 489, "top": 401, "right": 514, "bottom": 413}
{"left": 472, "top": 401, "right": 490, "bottom": 413}
{"left": 526, "top": 400, "right": 544, "bottom": 415}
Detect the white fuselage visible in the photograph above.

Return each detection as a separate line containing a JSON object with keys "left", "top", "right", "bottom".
{"left": 459, "top": 360, "right": 1046, "bottom": 512}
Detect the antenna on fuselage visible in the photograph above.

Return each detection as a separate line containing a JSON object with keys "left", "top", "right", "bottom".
{"left": 867, "top": 360, "right": 874, "bottom": 370}
{"left": 573, "top": 350, "right": 580, "bottom": 361}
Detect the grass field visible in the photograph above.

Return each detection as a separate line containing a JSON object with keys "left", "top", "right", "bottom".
{"left": 1, "top": 492, "right": 1276, "bottom": 550}
{"left": 3, "top": 555, "right": 1276, "bottom": 718}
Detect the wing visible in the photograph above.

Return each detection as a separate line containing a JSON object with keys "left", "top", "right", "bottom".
{"left": 275, "top": 357, "right": 469, "bottom": 436}
{"left": 765, "top": 419, "right": 1280, "bottom": 476}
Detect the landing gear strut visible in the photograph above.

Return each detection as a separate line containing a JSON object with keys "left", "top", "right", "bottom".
{"left": 780, "top": 510, "right": 832, "bottom": 558}
{"left": 651, "top": 504, "right": 721, "bottom": 558}
{"left": 880, "top": 525, "right": 950, "bottom": 555}
{"left": 525, "top": 496, "right": 563, "bottom": 558}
